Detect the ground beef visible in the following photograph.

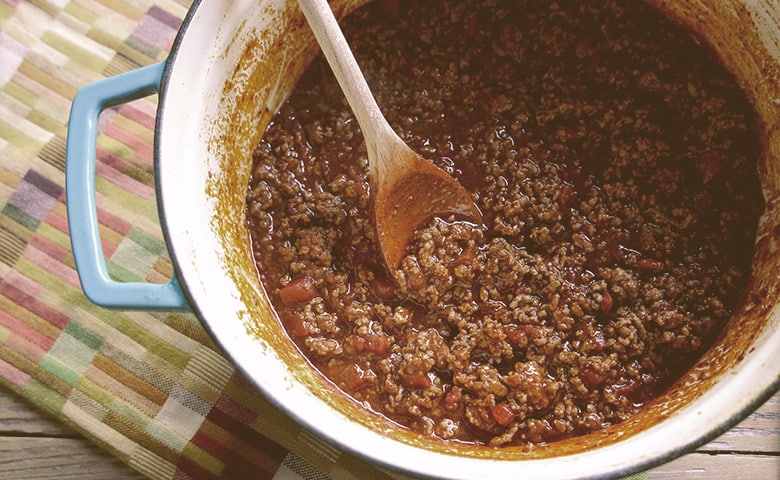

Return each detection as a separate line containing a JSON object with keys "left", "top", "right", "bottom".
{"left": 245, "top": 0, "right": 763, "bottom": 447}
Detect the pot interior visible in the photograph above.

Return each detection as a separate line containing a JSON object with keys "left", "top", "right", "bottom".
{"left": 158, "top": 0, "right": 780, "bottom": 477}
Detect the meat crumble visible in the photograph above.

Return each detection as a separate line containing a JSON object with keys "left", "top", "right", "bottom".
{"left": 245, "top": 0, "right": 763, "bottom": 446}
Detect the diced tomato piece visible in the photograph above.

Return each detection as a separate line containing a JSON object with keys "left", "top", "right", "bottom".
{"left": 351, "top": 335, "right": 366, "bottom": 352}
{"left": 581, "top": 367, "right": 607, "bottom": 389}
{"left": 341, "top": 364, "right": 370, "bottom": 392}
{"left": 352, "top": 334, "right": 390, "bottom": 355}
{"left": 558, "top": 184, "right": 576, "bottom": 208}
{"left": 490, "top": 403, "right": 516, "bottom": 427}
{"left": 365, "top": 335, "right": 390, "bottom": 355}
{"left": 371, "top": 277, "right": 397, "bottom": 300}
{"left": 442, "top": 386, "right": 462, "bottom": 413}
{"left": 282, "top": 311, "right": 309, "bottom": 337}
{"left": 600, "top": 291, "right": 613, "bottom": 313}
{"left": 636, "top": 258, "right": 663, "bottom": 272}
{"left": 612, "top": 380, "right": 641, "bottom": 397}
{"left": 278, "top": 276, "right": 318, "bottom": 306}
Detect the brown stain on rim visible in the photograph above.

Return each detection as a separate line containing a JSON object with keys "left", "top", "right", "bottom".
{"left": 203, "top": 0, "right": 780, "bottom": 462}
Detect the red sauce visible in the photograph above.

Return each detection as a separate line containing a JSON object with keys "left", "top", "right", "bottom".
{"left": 245, "top": 0, "right": 763, "bottom": 446}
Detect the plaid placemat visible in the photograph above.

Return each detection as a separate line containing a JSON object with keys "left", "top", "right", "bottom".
{"left": 0, "top": 0, "right": 400, "bottom": 478}
{"left": 0, "top": 1, "right": 653, "bottom": 479}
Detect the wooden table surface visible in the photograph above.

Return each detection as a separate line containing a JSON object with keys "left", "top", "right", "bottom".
{"left": 0, "top": 387, "right": 776, "bottom": 479}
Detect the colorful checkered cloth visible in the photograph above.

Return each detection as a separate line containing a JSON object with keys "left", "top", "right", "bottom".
{"left": 0, "top": 0, "right": 398, "bottom": 478}
{"left": 0, "top": 1, "right": 652, "bottom": 479}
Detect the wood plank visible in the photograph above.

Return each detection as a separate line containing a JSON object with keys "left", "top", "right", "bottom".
{"left": 0, "top": 392, "right": 73, "bottom": 437}
{"left": 647, "top": 453, "right": 779, "bottom": 479}
{"left": 0, "top": 393, "right": 146, "bottom": 479}
{"left": 0, "top": 436, "right": 147, "bottom": 480}
{"left": 701, "top": 394, "right": 780, "bottom": 453}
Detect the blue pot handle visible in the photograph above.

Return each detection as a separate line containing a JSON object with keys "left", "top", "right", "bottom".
{"left": 66, "top": 61, "right": 188, "bottom": 310}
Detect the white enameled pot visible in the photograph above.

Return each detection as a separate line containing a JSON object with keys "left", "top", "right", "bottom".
{"left": 66, "top": 1, "right": 780, "bottom": 479}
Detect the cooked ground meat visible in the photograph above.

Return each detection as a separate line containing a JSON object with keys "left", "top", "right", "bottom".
{"left": 245, "top": 0, "right": 763, "bottom": 446}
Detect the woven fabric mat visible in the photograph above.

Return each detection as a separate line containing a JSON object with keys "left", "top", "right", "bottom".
{"left": 0, "top": 1, "right": 652, "bottom": 479}
{"left": 0, "top": 0, "right": 398, "bottom": 478}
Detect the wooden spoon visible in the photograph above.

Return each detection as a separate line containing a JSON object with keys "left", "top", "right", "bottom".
{"left": 297, "top": 0, "right": 482, "bottom": 270}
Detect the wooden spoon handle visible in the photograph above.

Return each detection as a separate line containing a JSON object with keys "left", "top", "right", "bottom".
{"left": 297, "top": 0, "right": 395, "bottom": 150}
